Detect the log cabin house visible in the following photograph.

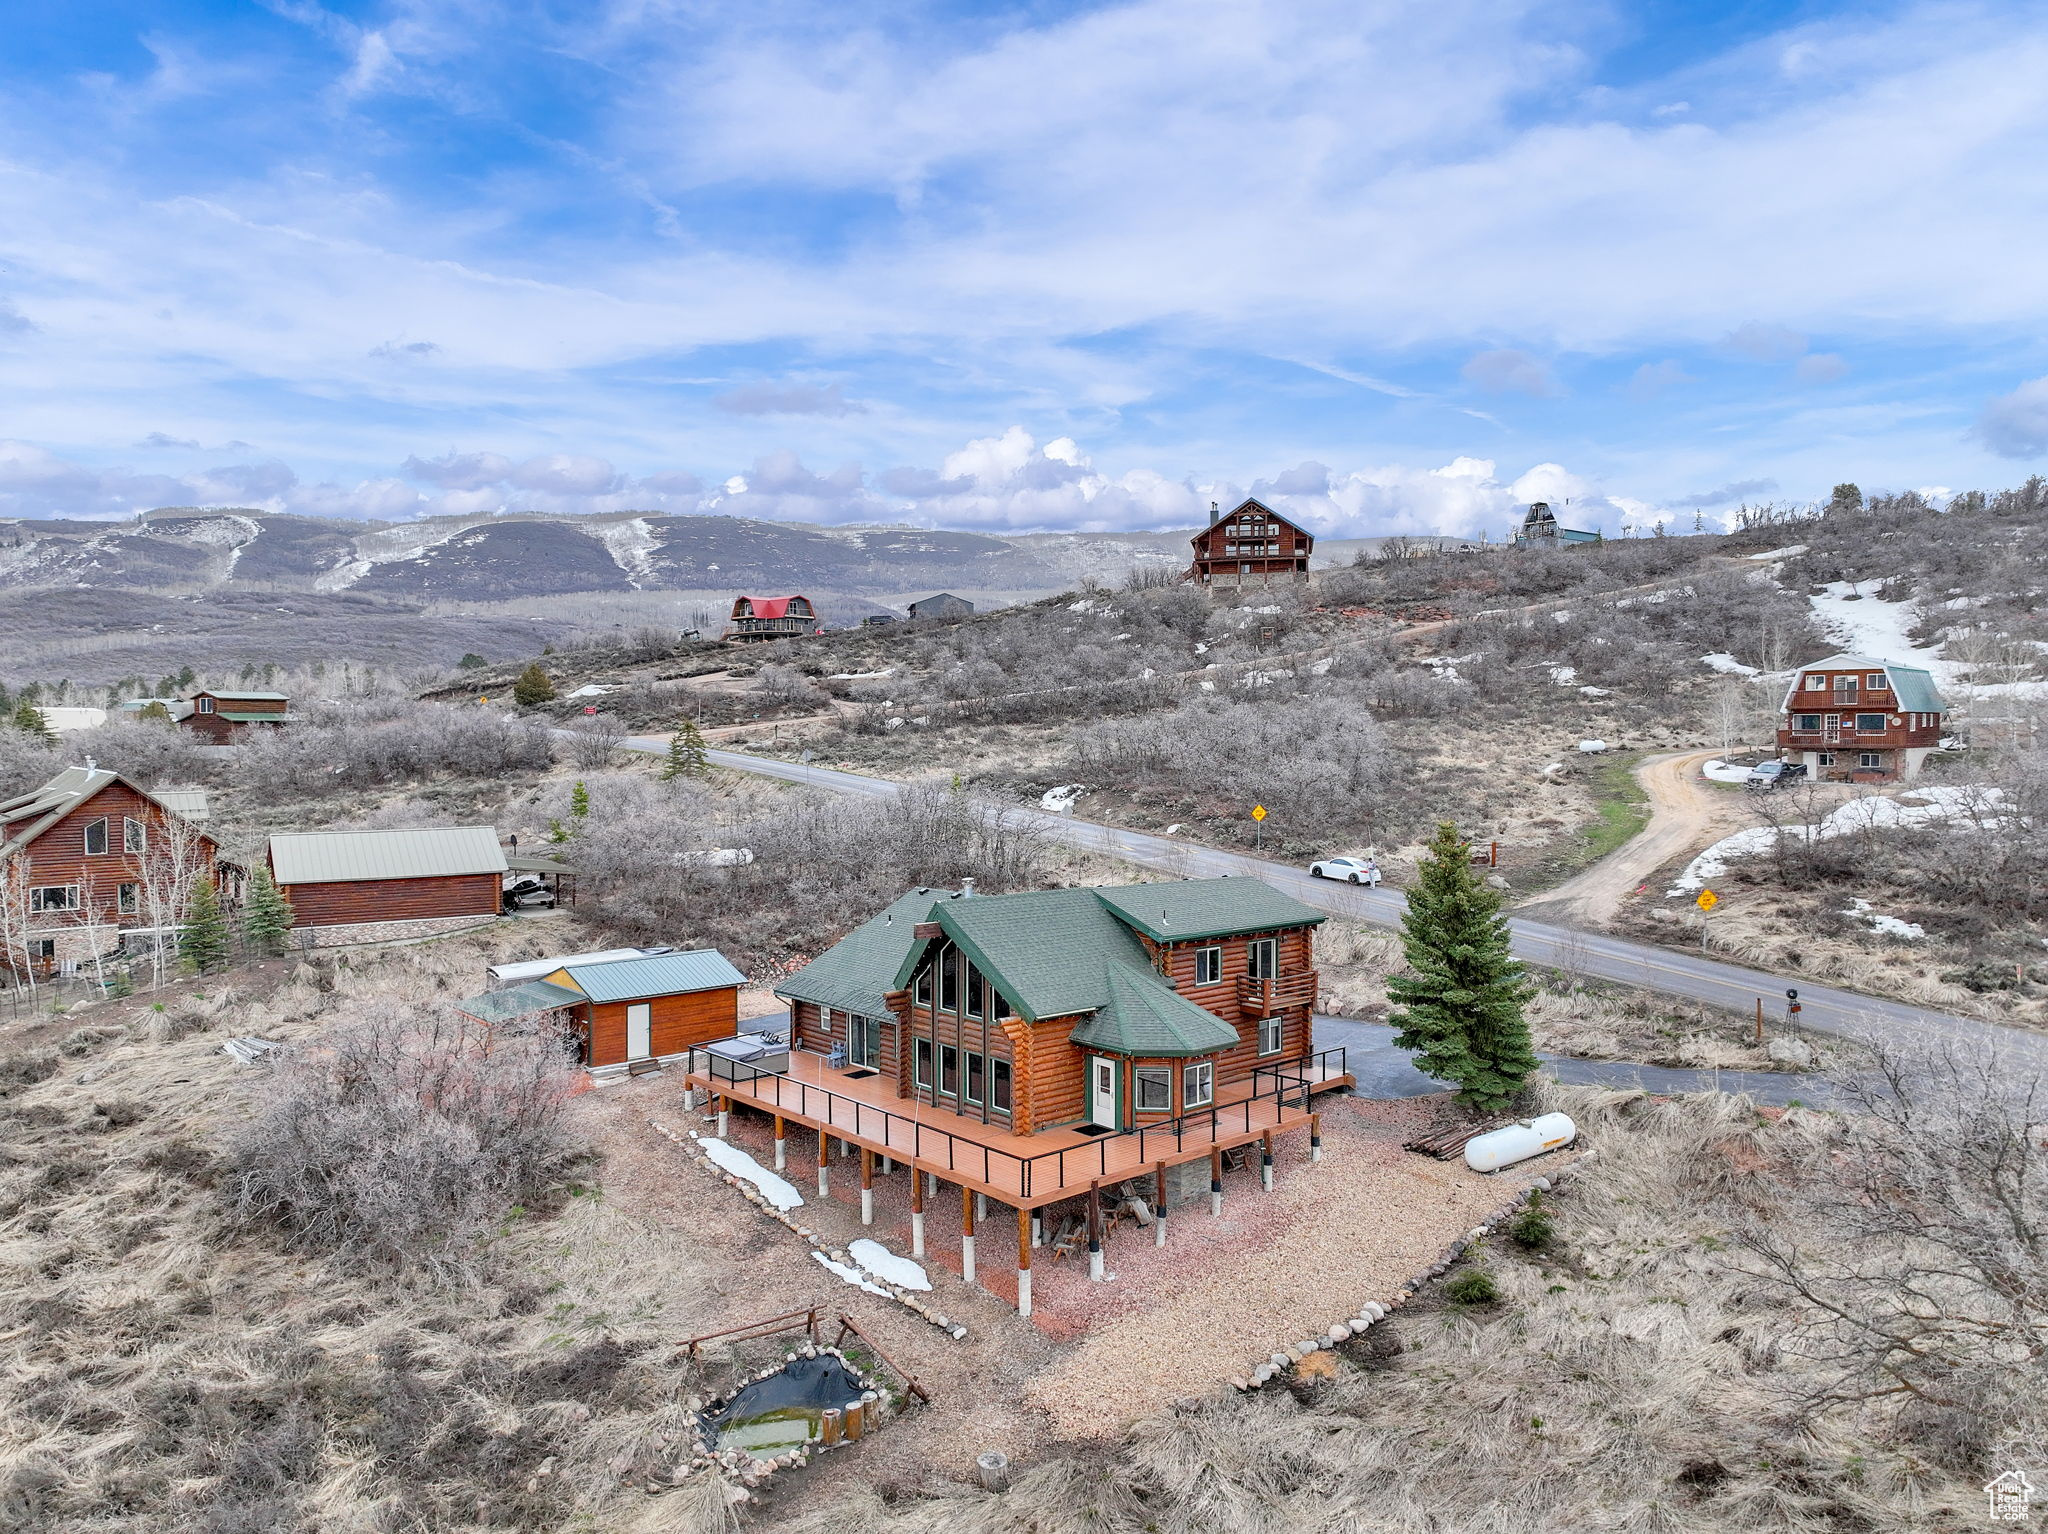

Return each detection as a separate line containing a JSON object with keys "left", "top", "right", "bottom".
{"left": 0, "top": 767, "right": 219, "bottom": 978}
{"left": 266, "top": 825, "right": 507, "bottom": 947}
{"left": 723, "top": 595, "right": 821, "bottom": 642}
{"left": 537, "top": 950, "right": 746, "bottom": 1072}
{"left": 178, "top": 690, "right": 292, "bottom": 743}
{"left": 1512, "top": 502, "right": 1601, "bottom": 546}
{"left": 1776, "top": 653, "right": 1946, "bottom": 782}
{"left": 1186, "top": 499, "right": 1312, "bottom": 587}
{"left": 686, "top": 877, "right": 1352, "bottom": 1314}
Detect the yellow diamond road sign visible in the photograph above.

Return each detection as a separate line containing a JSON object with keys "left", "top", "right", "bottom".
{"left": 1251, "top": 805, "right": 1267, "bottom": 821}
{"left": 1696, "top": 889, "right": 1719, "bottom": 911}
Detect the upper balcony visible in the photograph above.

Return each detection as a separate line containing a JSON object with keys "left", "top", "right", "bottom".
{"left": 1238, "top": 972, "right": 1317, "bottom": 1013}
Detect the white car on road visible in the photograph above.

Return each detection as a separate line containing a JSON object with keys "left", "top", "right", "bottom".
{"left": 1310, "top": 855, "right": 1382, "bottom": 886}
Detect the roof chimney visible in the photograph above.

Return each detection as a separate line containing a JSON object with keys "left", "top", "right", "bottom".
{"left": 961, "top": 877, "right": 976, "bottom": 898}
{"left": 1210, "top": 500, "right": 1222, "bottom": 524}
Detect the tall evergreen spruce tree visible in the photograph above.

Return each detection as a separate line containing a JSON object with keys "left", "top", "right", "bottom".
{"left": 1387, "top": 822, "right": 1539, "bottom": 1113}
{"left": 11, "top": 699, "right": 55, "bottom": 744}
{"left": 180, "top": 877, "right": 233, "bottom": 975}
{"left": 240, "top": 867, "right": 294, "bottom": 957}
{"left": 662, "top": 719, "right": 709, "bottom": 780}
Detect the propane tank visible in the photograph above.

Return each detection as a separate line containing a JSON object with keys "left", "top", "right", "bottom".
{"left": 1464, "top": 1113, "right": 1576, "bottom": 1173}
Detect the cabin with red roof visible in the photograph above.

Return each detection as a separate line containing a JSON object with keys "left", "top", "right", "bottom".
{"left": 723, "top": 594, "right": 821, "bottom": 642}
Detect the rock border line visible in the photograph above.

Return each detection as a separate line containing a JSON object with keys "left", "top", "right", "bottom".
{"left": 1230, "top": 1149, "right": 1595, "bottom": 1392}
{"left": 650, "top": 1117, "right": 970, "bottom": 1341}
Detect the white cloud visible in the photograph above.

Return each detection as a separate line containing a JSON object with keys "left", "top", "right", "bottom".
{"left": 1978, "top": 377, "right": 2048, "bottom": 459}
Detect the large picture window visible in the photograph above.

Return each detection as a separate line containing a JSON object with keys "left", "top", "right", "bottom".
{"left": 1135, "top": 1066, "right": 1172, "bottom": 1112}
{"left": 940, "top": 1044, "right": 960, "bottom": 1096}
{"left": 966, "top": 1052, "right": 985, "bottom": 1105}
{"left": 82, "top": 818, "right": 108, "bottom": 856}
{"left": 914, "top": 1038, "right": 933, "bottom": 1089}
{"left": 938, "top": 948, "right": 960, "bottom": 1013}
{"left": 1855, "top": 714, "right": 1886, "bottom": 732}
{"left": 914, "top": 965, "right": 932, "bottom": 1007}
{"left": 1247, "top": 938, "right": 1278, "bottom": 980}
{"left": 1182, "top": 1061, "right": 1214, "bottom": 1109}
{"left": 1193, "top": 945, "right": 1222, "bottom": 985}
{"left": 964, "top": 961, "right": 985, "bottom": 1018}
{"left": 991, "top": 1059, "right": 1013, "bottom": 1112}
{"left": 30, "top": 886, "right": 79, "bottom": 912}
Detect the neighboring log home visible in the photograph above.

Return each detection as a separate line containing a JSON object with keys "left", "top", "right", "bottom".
{"left": 0, "top": 767, "right": 219, "bottom": 978}
{"left": 723, "top": 594, "right": 821, "bottom": 641}
{"left": 1186, "top": 498, "right": 1312, "bottom": 587}
{"left": 1777, "top": 653, "right": 1946, "bottom": 782}
{"left": 455, "top": 949, "right": 746, "bottom": 1075}
{"left": 179, "top": 690, "right": 292, "bottom": 743}
{"left": 266, "top": 825, "right": 507, "bottom": 947}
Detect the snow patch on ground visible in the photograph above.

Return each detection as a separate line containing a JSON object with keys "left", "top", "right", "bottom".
{"left": 566, "top": 684, "right": 612, "bottom": 699}
{"left": 1748, "top": 544, "right": 1807, "bottom": 560}
{"left": 1671, "top": 786, "right": 2001, "bottom": 893}
{"left": 1550, "top": 609, "right": 1575, "bottom": 623}
{"left": 1700, "top": 652, "right": 1760, "bottom": 677}
{"left": 1547, "top": 664, "right": 1578, "bottom": 685}
{"left": 697, "top": 1136, "right": 806, "bottom": 1211}
{"left": 1580, "top": 686, "right": 1612, "bottom": 698}
{"left": 593, "top": 516, "right": 662, "bottom": 586}
{"left": 1577, "top": 739, "right": 1609, "bottom": 753}
{"left": 848, "top": 1239, "right": 931, "bottom": 1291}
{"left": 1810, "top": 580, "right": 1954, "bottom": 681}
{"left": 828, "top": 668, "right": 895, "bottom": 680}
{"left": 1844, "top": 898, "right": 1925, "bottom": 939}
{"left": 1701, "top": 760, "right": 1752, "bottom": 783}
{"left": 814, "top": 1251, "right": 891, "bottom": 1297}
{"left": 1041, "top": 783, "right": 1086, "bottom": 812}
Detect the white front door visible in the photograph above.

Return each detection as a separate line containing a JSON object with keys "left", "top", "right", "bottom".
{"left": 1089, "top": 1056, "right": 1119, "bottom": 1128}
{"left": 626, "top": 1003, "right": 652, "bottom": 1061}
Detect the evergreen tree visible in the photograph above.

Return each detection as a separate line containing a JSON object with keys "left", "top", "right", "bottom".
{"left": 176, "top": 665, "right": 197, "bottom": 690}
{"left": 662, "top": 719, "right": 709, "bottom": 780}
{"left": 10, "top": 699, "right": 54, "bottom": 744}
{"left": 1825, "top": 482, "right": 1864, "bottom": 517}
{"left": 458, "top": 652, "right": 488, "bottom": 670}
{"left": 180, "top": 877, "right": 233, "bottom": 975}
{"left": 570, "top": 780, "right": 590, "bottom": 819}
{"left": 240, "top": 867, "right": 294, "bottom": 957}
{"left": 513, "top": 662, "right": 557, "bottom": 706}
{"left": 137, "top": 701, "right": 173, "bottom": 723}
{"left": 1386, "top": 822, "right": 1538, "bottom": 1114}
{"left": 546, "top": 817, "right": 570, "bottom": 845}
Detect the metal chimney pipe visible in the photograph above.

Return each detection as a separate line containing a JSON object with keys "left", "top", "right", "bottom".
{"left": 961, "top": 877, "right": 975, "bottom": 898}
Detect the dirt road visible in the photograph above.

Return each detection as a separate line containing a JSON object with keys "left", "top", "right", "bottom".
{"left": 1519, "top": 750, "right": 1751, "bottom": 929}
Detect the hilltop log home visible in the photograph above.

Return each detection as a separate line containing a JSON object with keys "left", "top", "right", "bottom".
{"left": 267, "top": 825, "right": 507, "bottom": 947}
{"left": 0, "top": 767, "right": 219, "bottom": 978}
{"left": 1777, "top": 653, "right": 1946, "bottom": 783}
{"left": 687, "top": 877, "right": 1351, "bottom": 1315}
{"left": 723, "top": 594, "right": 821, "bottom": 641}
{"left": 178, "top": 690, "right": 292, "bottom": 743}
{"left": 1187, "top": 498, "right": 1312, "bottom": 587}
{"left": 1513, "top": 502, "right": 1602, "bottom": 546}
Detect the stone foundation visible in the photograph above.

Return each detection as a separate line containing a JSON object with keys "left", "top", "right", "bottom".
{"left": 294, "top": 914, "right": 499, "bottom": 949}
{"left": 27, "top": 923, "right": 120, "bottom": 965}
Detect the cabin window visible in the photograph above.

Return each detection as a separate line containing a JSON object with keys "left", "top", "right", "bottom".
{"left": 123, "top": 818, "right": 146, "bottom": 853}
{"left": 940, "top": 1044, "right": 960, "bottom": 1097}
{"left": 1817, "top": 752, "right": 1836, "bottom": 766}
{"left": 938, "top": 948, "right": 960, "bottom": 1013}
{"left": 966, "top": 1052, "right": 985, "bottom": 1105}
{"left": 964, "top": 961, "right": 986, "bottom": 1018}
{"left": 1247, "top": 938, "right": 1278, "bottom": 980}
{"left": 82, "top": 818, "right": 109, "bottom": 855}
{"left": 196, "top": 696, "right": 215, "bottom": 714}
{"left": 991, "top": 1059, "right": 1013, "bottom": 1112}
{"left": 991, "top": 987, "right": 1013, "bottom": 1020}
{"left": 849, "top": 1016, "right": 883, "bottom": 1068}
{"left": 914, "top": 964, "right": 932, "bottom": 1007}
{"left": 914, "top": 1038, "right": 934, "bottom": 1089}
{"left": 1259, "top": 1016, "right": 1284, "bottom": 1056}
{"left": 1804, "top": 675, "right": 1824, "bottom": 690}
{"left": 1866, "top": 673, "right": 1886, "bottom": 690}
{"left": 1182, "top": 1061, "right": 1215, "bottom": 1109}
{"left": 1832, "top": 677, "right": 1859, "bottom": 698}
{"left": 1858, "top": 752, "right": 1883, "bottom": 769}
{"left": 118, "top": 883, "right": 139, "bottom": 914}
{"left": 1795, "top": 713, "right": 1822, "bottom": 730}
{"left": 1856, "top": 714, "right": 1886, "bottom": 732}
{"left": 31, "top": 885, "right": 79, "bottom": 912}
{"left": 1240, "top": 564, "right": 1252, "bottom": 574}
{"left": 1134, "top": 1066, "right": 1172, "bottom": 1112}
{"left": 1193, "top": 945, "right": 1222, "bottom": 985}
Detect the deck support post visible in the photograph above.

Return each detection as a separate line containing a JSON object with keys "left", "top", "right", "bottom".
{"left": 1262, "top": 1130, "right": 1275, "bottom": 1191}
{"left": 961, "top": 1184, "right": 977, "bottom": 1283}
{"left": 773, "top": 1115, "right": 786, "bottom": 1172}
{"left": 841, "top": 1136, "right": 852, "bottom": 1158}
{"left": 1030, "top": 1216, "right": 1042, "bottom": 1249}
{"left": 817, "top": 1128, "right": 830, "bottom": 1196}
{"left": 1209, "top": 1145, "right": 1224, "bottom": 1217}
{"left": 1154, "top": 1161, "right": 1168, "bottom": 1248}
{"left": 880, "top": 1154, "right": 893, "bottom": 1175}
{"left": 1087, "top": 1179, "right": 1106, "bottom": 1282}
{"left": 1016, "top": 1205, "right": 1033, "bottom": 1317}
{"left": 911, "top": 1167, "right": 926, "bottom": 1258}
{"left": 975, "top": 1192, "right": 987, "bottom": 1222}
{"left": 860, "top": 1147, "right": 875, "bottom": 1226}
{"left": 1309, "top": 1111, "right": 1323, "bottom": 1164}
{"left": 715, "top": 1095, "right": 729, "bottom": 1139}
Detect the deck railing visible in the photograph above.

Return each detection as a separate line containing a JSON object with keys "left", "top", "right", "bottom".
{"left": 693, "top": 1044, "right": 1349, "bottom": 1200}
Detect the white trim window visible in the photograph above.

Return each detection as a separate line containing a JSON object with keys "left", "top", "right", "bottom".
{"left": 31, "top": 885, "right": 80, "bottom": 912}
{"left": 1193, "top": 945, "right": 1222, "bottom": 985}
{"left": 1866, "top": 672, "right": 1886, "bottom": 691}
{"left": 1182, "top": 1060, "right": 1215, "bottom": 1109}
{"left": 196, "top": 696, "right": 216, "bottom": 714}
{"left": 1247, "top": 938, "right": 1278, "bottom": 980}
{"left": 1134, "top": 1065, "right": 1172, "bottom": 1112}
{"left": 82, "top": 817, "right": 109, "bottom": 855}
{"left": 1804, "top": 675, "right": 1825, "bottom": 690}
{"left": 123, "top": 817, "right": 147, "bottom": 854}
{"left": 1258, "top": 1016, "right": 1284, "bottom": 1056}
{"left": 1858, "top": 752, "right": 1884, "bottom": 769}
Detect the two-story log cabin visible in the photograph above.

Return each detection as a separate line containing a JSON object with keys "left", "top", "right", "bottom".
{"left": 1776, "top": 653, "right": 1946, "bottom": 782}
{"left": 1186, "top": 499, "right": 1312, "bottom": 587}
{"left": 169, "top": 690, "right": 292, "bottom": 743}
{"left": 0, "top": 767, "right": 219, "bottom": 976}
{"left": 723, "top": 595, "right": 821, "bottom": 642}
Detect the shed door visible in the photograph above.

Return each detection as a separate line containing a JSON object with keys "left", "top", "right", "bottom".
{"left": 626, "top": 1003, "right": 652, "bottom": 1061}
{"left": 1089, "top": 1056, "right": 1119, "bottom": 1129}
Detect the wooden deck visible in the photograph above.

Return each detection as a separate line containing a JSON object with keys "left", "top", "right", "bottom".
{"left": 686, "top": 1046, "right": 1352, "bottom": 1210}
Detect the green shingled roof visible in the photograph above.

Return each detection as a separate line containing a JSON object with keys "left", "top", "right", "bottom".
{"left": 775, "top": 889, "right": 940, "bottom": 1020}
{"left": 1091, "top": 877, "right": 1325, "bottom": 943}
{"left": 907, "top": 887, "right": 1151, "bottom": 1023}
{"left": 1068, "top": 968, "right": 1240, "bottom": 1056}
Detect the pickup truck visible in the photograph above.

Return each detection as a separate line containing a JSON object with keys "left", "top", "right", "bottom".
{"left": 1745, "top": 760, "right": 1808, "bottom": 791}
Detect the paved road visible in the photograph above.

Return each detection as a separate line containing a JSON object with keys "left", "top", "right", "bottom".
{"left": 639, "top": 742, "right": 2046, "bottom": 1075}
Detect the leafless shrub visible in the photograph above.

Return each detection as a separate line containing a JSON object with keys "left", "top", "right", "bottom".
{"left": 223, "top": 1002, "right": 584, "bottom": 1275}
{"left": 233, "top": 698, "right": 556, "bottom": 798}
{"left": 567, "top": 711, "right": 629, "bottom": 770}
{"left": 61, "top": 719, "right": 218, "bottom": 786}
{"left": 0, "top": 724, "right": 67, "bottom": 799}
{"left": 751, "top": 663, "right": 820, "bottom": 703}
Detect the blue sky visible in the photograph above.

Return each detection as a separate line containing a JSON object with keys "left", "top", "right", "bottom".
{"left": 3, "top": 0, "right": 2048, "bottom": 537}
